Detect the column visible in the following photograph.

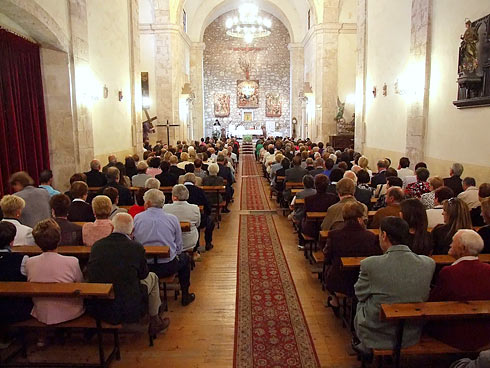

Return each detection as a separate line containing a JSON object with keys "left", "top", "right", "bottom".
{"left": 289, "top": 43, "right": 304, "bottom": 137}
{"left": 354, "top": 0, "right": 367, "bottom": 152}
{"left": 190, "top": 42, "right": 205, "bottom": 140}
{"left": 405, "top": 0, "right": 431, "bottom": 164}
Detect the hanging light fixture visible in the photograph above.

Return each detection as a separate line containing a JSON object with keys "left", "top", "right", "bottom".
{"left": 226, "top": 3, "right": 272, "bottom": 44}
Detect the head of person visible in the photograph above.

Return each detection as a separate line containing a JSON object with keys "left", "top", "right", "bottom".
{"left": 414, "top": 162, "right": 427, "bottom": 170}
{"left": 0, "top": 195, "right": 25, "bottom": 219}
{"left": 342, "top": 201, "right": 366, "bottom": 227}
{"left": 102, "top": 187, "right": 119, "bottom": 205}
{"left": 148, "top": 157, "right": 160, "bottom": 169}
{"left": 71, "top": 181, "right": 88, "bottom": 200}
{"left": 415, "top": 167, "right": 430, "bottom": 182}
{"left": 281, "top": 158, "right": 290, "bottom": 170}
{"left": 112, "top": 213, "right": 134, "bottom": 236}
{"left": 386, "top": 167, "right": 398, "bottom": 178}
{"left": 302, "top": 175, "right": 314, "bottom": 189}
{"left": 39, "top": 169, "right": 54, "bottom": 185}
{"left": 180, "top": 152, "right": 189, "bottom": 162}
{"left": 434, "top": 186, "right": 454, "bottom": 205}
{"left": 143, "top": 189, "right": 165, "bottom": 209}
{"left": 9, "top": 171, "right": 34, "bottom": 192}
{"left": 125, "top": 156, "right": 136, "bottom": 170}
{"left": 208, "top": 163, "right": 219, "bottom": 177}
{"left": 314, "top": 158, "right": 324, "bottom": 169}
{"left": 50, "top": 194, "right": 71, "bottom": 218}
{"left": 386, "top": 176, "right": 403, "bottom": 189}
{"left": 400, "top": 198, "right": 427, "bottom": 231}
{"left": 481, "top": 197, "right": 490, "bottom": 225}
{"left": 386, "top": 187, "right": 405, "bottom": 206}
{"left": 379, "top": 217, "right": 409, "bottom": 252}
{"left": 90, "top": 159, "right": 101, "bottom": 172}
{"left": 69, "top": 173, "right": 87, "bottom": 186}
{"left": 136, "top": 161, "right": 148, "bottom": 174}
{"left": 314, "top": 174, "right": 330, "bottom": 194}
{"left": 144, "top": 177, "right": 161, "bottom": 189}
{"left": 172, "top": 184, "right": 189, "bottom": 202}
{"left": 330, "top": 168, "right": 344, "bottom": 183}
{"left": 108, "top": 155, "right": 117, "bottom": 164}
{"left": 399, "top": 157, "right": 410, "bottom": 169}
{"left": 356, "top": 169, "right": 370, "bottom": 185}
{"left": 462, "top": 177, "right": 476, "bottom": 191}
{"left": 343, "top": 171, "right": 358, "bottom": 185}
{"left": 183, "top": 173, "right": 196, "bottom": 184}
{"left": 449, "top": 229, "right": 484, "bottom": 259}
{"left": 292, "top": 156, "right": 302, "bottom": 167}
{"left": 377, "top": 159, "right": 388, "bottom": 171}
{"left": 336, "top": 178, "right": 356, "bottom": 197}
{"left": 305, "top": 158, "right": 314, "bottom": 167}
{"left": 325, "top": 158, "right": 335, "bottom": 170}
{"left": 91, "top": 195, "right": 112, "bottom": 219}
{"left": 135, "top": 187, "right": 147, "bottom": 206}
{"left": 32, "top": 219, "right": 61, "bottom": 252}
{"left": 337, "top": 162, "right": 348, "bottom": 171}
{"left": 0, "top": 221, "right": 16, "bottom": 249}
{"left": 169, "top": 155, "right": 179, "bottom": 166}
{"left": 450, "top": 162, "right": 464, "bottom": 177}
{"left": 358, "top": 156, "right": 369, "bottom": 170}
{"left": 184, "top": 163, "right": 195, "bottom": 174}
{"left": 442, "top": 197, "right": 472, "bottom": 230}
{"left": 428, "top": 176, "right": 444, "bottom": 192}
{"left": 106, "top": 167, "right": 120, "bottom": 183}
{"left": 479, "top": 183, "right": 490, "bottom": 202}
{"left": 217, "top": 154, "right": 226, "bottom": 164}
{"left": 194, "top": 158, "right": 203, "bottom": 169}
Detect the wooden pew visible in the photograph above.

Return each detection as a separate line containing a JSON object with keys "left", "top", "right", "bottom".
{"left": 341, "top": 254, "right": 490, "bottom": 269}
{"left": 73, "top": 221, "right": 191, "bottom": 233}
{"left": 375, "top": 301, "right": 490, "bottom": 368}
{"left": 0, "top": 281, "right": 121, "bottom": 367}
{"left": 320, "top": 228, "right": 380, "bottom": 241}
{"left": 285, "top": 182, "right": 303, "bottom": 189}
{"left": 12, "top": 245, "right": 170, "bottom": 259}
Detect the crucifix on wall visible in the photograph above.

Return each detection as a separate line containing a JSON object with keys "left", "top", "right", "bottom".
{"left": 158, "top": 120, "right": 179, "bottom": 147}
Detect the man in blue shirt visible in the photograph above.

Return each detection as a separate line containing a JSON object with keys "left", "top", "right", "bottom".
{"left": 133, "top": 189, "right": 195, "bottom": 306}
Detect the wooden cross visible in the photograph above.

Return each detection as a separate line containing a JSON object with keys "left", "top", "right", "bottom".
{"left": 142, "top": 109, "right": 157, "bottom": 131}
{"left": 157, "top": 119, "right": 179, "bottom": 147}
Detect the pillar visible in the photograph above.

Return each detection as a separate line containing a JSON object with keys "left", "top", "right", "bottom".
{"left": 289, "top": 43, "right": 304, "bottom": 138}
{"left": 190, "top": 42, "right": 205, "bottom": 140}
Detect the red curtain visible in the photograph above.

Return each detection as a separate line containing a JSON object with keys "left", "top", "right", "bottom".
{"left": 0, "top": 29, "right": 50, "bottom": 197}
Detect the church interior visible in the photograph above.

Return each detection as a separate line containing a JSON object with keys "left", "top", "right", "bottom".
{"left": 0, "top": 0, "right": 490, "bottom": 367}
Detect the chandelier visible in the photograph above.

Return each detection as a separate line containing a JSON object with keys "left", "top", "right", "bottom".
{"left": 226, "top": 4, "right": 272, "bottom": 44}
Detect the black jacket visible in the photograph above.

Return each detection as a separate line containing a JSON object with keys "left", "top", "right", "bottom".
{"left": 185, "top": 184, "right": 211, "bottom": 215}
{"left": 68, "top": 201, "right": 96, "bottom": 222}
{"left": 85, "top": 170, "right": 107, "bottom": 188}
{"left": 100, "top": 182, "right": 134, "bottom": 206}
{"left": 444, "top": 176, "right": 463, "bottom": 196}
{"left": 87, "top": 233, "right": 148, "bottom": 324}
{"left": 169, "top": 165, "right": 185, "bottom": 177}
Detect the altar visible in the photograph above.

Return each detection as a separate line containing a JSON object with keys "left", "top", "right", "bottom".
{"left": 229, "top": 124, "right": 263, "bottom": 138}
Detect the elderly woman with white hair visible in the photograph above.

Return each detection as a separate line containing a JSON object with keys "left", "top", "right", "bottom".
{"left": 163, "top": 185, "right": 200, "bottom": 252}
{"left": 202, "top": 164, "right": 224, "bottom": 205}
{"left": 428, "top": 229, "right": 490, "bottom": 351}
{"left": 0, "top": 195, "right": 35, "bottom": 245}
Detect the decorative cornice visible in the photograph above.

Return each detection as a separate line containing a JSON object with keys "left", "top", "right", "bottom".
{"left": 302, "top": 22, "right": 357, "bottom": 46}
{"left": 287, "top": 42, "right": 303, "bottom": 51}
{"left": 139, "top": 23, "right": 192, "bottom": 47}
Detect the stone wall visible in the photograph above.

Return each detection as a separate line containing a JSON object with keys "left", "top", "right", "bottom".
{"left": 203, "top": 12, "right": 291, "bottom": 138}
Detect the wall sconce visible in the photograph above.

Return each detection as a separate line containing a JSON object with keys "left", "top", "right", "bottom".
{"left": 181, "top": 83, "right": 193, "bottom": 96}
{"left": 118, "top": 90, "right": 123, "bottom": 101}
{"left": 383, "top": 83, "right": 387, "bottom": 96}
{"left": 303, "top": 82, "right": 313, "bottom": 96}
{"left": 103, "top": 85, "right": 108, "bottom": 99}
{"left": 142, "top": 96, "right": 151, "bottom": 109}
{"left": 372, "top": 86, "right": 377, "bottom": 98}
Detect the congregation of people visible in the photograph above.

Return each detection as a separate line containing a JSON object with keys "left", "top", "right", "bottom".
{"left": 257, "top": 136, "right": 490, "bottom": 365}
{"left": 0, "top": 138, "right": 239, "bottom": 346}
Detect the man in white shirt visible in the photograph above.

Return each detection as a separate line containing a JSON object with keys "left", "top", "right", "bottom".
{"left": 427, "top": 186, "right": 454, "bottom": 228}
{"left": 0, "top": 195, "right": 35, "bottom": 246}
{"left": 457, "top": 177, "right": 480, "bottom": 209}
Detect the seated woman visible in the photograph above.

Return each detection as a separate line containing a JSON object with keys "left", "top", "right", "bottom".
{"left": 324, "top": 201, "right": 381, "bottom": 311}
{"left": 50, "top": 194, "right": 83, "bottom": 245}
{"left": 202, "top": 163, "right": 224, "bottom": 205}
{"left": 478, "top": 197, "right": 490, "bottom": 253}
{"left": 26, "top": 219, "right": 84, "bottom": 325}
{"left": 82, "top": 195, "right": 114, "bottom": 246}
{"left": 289, "top": 175, "right": 316, "bottom": 224}
{"left": 163, "top": 185, "right": 200, "bottom": 252}
{"left": 405, "top": 167, "right": 431, "bottom": 198}
{"left": 432, "top": 197, "right": 472, "bottom": 255}
{"left": 0, "top": 195, "right": 35, "bottom": 246}
{"left": 128, "top": 188, "right": 147, "bottom": 218}
{"left": 0, "top": 222, "right": 32, "bottom": 324}
{"left": 400, "top": 198, "right": 433, "bottom": 255}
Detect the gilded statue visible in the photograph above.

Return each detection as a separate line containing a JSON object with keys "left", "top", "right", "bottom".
{"left": 459, "top": 19, "right": 479, "bottom": 74}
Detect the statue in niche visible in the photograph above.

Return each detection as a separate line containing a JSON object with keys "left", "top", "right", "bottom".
{"left": 459, "top": 19, "right": 479, "bottom": 75}
{"left": 334, "top": 97, "right": 345, "bottom": 122}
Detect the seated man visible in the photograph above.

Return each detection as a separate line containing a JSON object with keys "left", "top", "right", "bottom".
{"left": 85, "top": 159, "right": 107, "bottom": 187}
{"left": 50, "top": 194, "right": 83, "bottom": 245}
{"left": 353, "top": 217, "right": 435, "bottom": 354}
{"left": 444, "top": 162, "right": 464, "bottom": 196}
{"left": 131, "top": 161, "right": 152, "bottom": 188}
{"left": 67, "top": 181, "right": 95, "bottom": 222}
{"left": 289, "top": 174, "right": 316, "bottom": 224}
{"left": 457, "top": 177, "right": 480, "bottom": 210}
{"left": 133, "top": 189, "right": 195, "bottom": 306}
{"left": 428, "top": 229, "right": 490, "bottom": 350}
{"left": 369, "top": 187, "right": 404, "bottom": 229}
{"left": 103, "top": 187, "right": 128, "bottom": 220}
{"left": 87, "top": 213, "right": 169, "bottom": 335}
{"left": 0, "top": 195, "right": 35, "bottom": 245}
{"left": 99, "top": 167, "right": 133, "bottom": 206}
{"left": 39, "top": 169, "right": 61, "bottom": 197}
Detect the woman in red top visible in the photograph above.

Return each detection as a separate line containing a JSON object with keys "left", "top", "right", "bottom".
{"left": 128, "top": 188, "right": 147, "bottom": 218}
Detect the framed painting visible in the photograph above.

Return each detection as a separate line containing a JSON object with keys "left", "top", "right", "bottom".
{"left": 237, "top": 80, "right": 259, "bottom": 108}
{"left": 242, "top": 111, "right": 253, "bottom": 121}
{"left": 266, "top": 93, "right": 282, "bottom": 117}
{"left": 214, "top": 94, "right": 230, "bottom": 117}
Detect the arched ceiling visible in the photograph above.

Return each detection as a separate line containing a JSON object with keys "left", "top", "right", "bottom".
{"left": 178, "top": 0, "right": 318, "bottom": 43}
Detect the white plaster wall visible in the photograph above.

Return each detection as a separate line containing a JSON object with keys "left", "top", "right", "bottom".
{"left": 140, "top": 33, "right": 158, "bottom": 120}
{"left": 339, "top": 0, "right": 356, "bottom": 23}
{"left": 139, "top": 0, "right": 154, "bottom": 23}
{"left": 32, "top": 0, "right": 69, "bottom": 37}
{"left": 87, "top": 0, "right": 133, "bottom": 157}
{"left": 364, "top": 0, "right": 411, "bottom": 153}
{"left": 338, "top": 33, "right": 356, "bottom": 120}
{"left": 426, "top": 0, "right": 490, "bottom": 167}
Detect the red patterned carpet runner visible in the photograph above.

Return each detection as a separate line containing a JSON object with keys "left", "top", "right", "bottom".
{"left": 240, "top": 177, "right": 270, "bottom": 211}
{"left": 234, "top": 215, "right": 320, "bottom": 368}
{"left": 242, "top": 154, "right": 260, "bottom": 176}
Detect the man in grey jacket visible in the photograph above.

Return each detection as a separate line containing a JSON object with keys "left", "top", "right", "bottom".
{"left": 353, "top": 216, "right": 435, "bottom": 355}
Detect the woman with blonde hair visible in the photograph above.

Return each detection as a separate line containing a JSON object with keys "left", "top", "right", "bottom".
{"left": 82, "top": 195, "right": 114, "bottom": 246}
{"left": 358, "top": 156, "right": 372, "bottom": 177}
{"left": 431, "top": 197, "right": 472, "bottom": 254}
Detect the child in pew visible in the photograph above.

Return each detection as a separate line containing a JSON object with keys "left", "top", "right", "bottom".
{"left": 0, "top": 221, "right": 33, "bottom": 347}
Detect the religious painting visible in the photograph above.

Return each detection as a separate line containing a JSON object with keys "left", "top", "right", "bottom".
{"left": 214, "top": 94, "right": 230, "bottom": 117}
{"left": 237, "top": 80, "right": 259, "bottom": 108}
{"left": 266, "top": 93, "right": 282, "bottom": 117}
{"left": 243, "top": 111, "right": 253, "bottom": 122}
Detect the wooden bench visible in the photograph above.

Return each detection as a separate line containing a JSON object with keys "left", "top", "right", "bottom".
{"left": 285, "top": 182, "right": 303, "bottom": 189}
{"left": 319, "top": 228, "right": 380, "bottom": 241}
{"left": 341, "top": 254, "right": 490, "bottom": 269}
{"left": 376, "top": 301, "right": 490, "bottom": 368}
{"left": 0, "top": 281, "right": 120, "bottom": 367}
{"left": 73, "top": 221, "right": 190, "bottom": 233}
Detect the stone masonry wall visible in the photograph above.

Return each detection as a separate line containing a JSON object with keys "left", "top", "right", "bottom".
{"left": 203, "top": 12, "right": 291, "bottom": 137}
